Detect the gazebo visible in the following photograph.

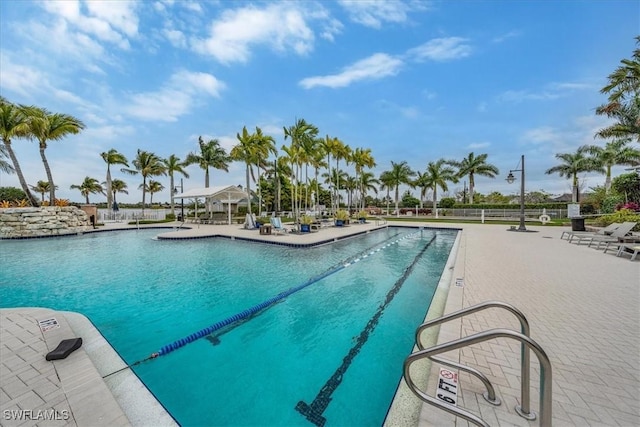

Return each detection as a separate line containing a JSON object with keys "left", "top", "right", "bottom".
{"left": 173, "top": 185, "right": 248, "bottom": 225}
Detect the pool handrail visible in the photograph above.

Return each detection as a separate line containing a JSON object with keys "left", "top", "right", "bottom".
{"left": 415, "top": 300, "right": 534, "bottom": 419}
{"left": 404, "top": 328, "right": 552, "bottom": 427}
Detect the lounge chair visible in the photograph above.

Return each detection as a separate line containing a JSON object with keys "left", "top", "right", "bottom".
{"left": 571, "top": 222, "right": 638, "bottom": 248}
{"left": 562, "top": 222, "right": 621, "bottom": 241}
{"left": 270, "top": 217, "right": 289, "bottom": 234}
{"left": 615, "top": 243, "right": 640, "bottom": 261}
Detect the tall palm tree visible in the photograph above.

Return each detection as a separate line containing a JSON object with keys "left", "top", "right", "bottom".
{"left": 141, "top": 180, "right": 165, "bottom": 205}
{"left": 0, "top": 144, "right": 15, "bottom": 174}
{"left": 122, "top": 149, "right": 167, "bottom": 215}
{"left": 422, "top": 159, "right": 458, "bottom": 213}
{"left": 283, "top": 118, "right": 319, "bottom": 222}
{"left": 545, "top": 147, "right": 602, "bottom": 202}
{"left": 29, "top": 180, "right": 56, "bottom": 204}
{"left": 581, "top": 138, "right": 640, "bottom": 192}
{"left": 185, "top": 136, "right": 229, "bottom": 188}
{"left": 0, "top": 97, "right": 38, "bottom": 206}
{"left": 386, "top": 161, "right": 416, "bottom": 217}
{"left": 330, "top": 139, "right": 351, "bottom": 212}
{"left": 252, "top": 126, "right": 277, "bottom": 216}
{"left": 231, "top": 126, "right": 259, "bottom": 214}
{"left": 358, "top": 171, "right": 379, "bottom": 208}
{"left": 110, "top": 179, "right": 128, "bottom": 205}
{"left": 378, "top": 170, "right": 395, "bottom": 215}
{"left": 351, "top": 147, "right": 376, "bottom": 210}
{"left": 163, "top": 154, "right": 190, "bottom": 216}
{"left": 70, "top": 176, "right": 104, "bottom": 204}
{"left": 23, "top": 106, "right": 85, "bottom": 204}
{"left": 101, "top": 149, "right": 129, "bottom": 211}
{"left": 447, "top": 152, "right": 499, "bottom": 204}
{"left": 309, "top": 145, "right": 327, "bottom": 211}
{"left": 412, "top": 171, "right": 430, "bottom": 209}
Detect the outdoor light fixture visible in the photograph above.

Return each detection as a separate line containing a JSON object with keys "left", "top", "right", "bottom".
{"left": 174, "top": 178, "right": 184, "bottom": 221}
{"left": 506, "top": 155, "right": 526, "bottom": 232}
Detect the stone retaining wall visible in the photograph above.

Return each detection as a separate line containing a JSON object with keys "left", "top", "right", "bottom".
{"left": 0, "top": 206, "right": 91, "bottom": 238}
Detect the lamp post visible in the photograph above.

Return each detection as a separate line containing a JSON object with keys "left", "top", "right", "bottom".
{"left": 174, "top": 178, "right": 184, "bottom": 221}
{"left": 506, "top": 155, "right": 526, "bottom": 232}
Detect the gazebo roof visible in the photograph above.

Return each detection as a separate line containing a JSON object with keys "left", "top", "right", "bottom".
{"left": 174, "top": 185, "right": 248, "bottom": 203}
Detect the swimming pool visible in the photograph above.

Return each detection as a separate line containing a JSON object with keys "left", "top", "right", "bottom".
{"left": 0, "top": 227, "right": 457, "bottom": 426}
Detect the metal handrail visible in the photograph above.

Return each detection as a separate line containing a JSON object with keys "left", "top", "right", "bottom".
{"left": 404, "top": 328, "right": 552, "bottom": 427}
{"left": 415, "top": 300, "right": 534, "bottom": 418}
{"left": 375, "top": 216, "right": 387, "bottom": 226}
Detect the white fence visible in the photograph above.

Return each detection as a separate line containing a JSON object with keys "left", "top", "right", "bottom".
{"left": 98, "top": 208, "right": 170, "bottom": 222}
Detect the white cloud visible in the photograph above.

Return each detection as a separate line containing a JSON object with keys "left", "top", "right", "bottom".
{"left": 492, "top": 30, "right": 522, "bottom": 43}
{"left": 164, "top": 28, "right": 187, "bottom": 48}
{"left": 468, "top": 142, "right": 491, "bottom": 149}
{"left": 299, "top": 53, "right": 403, "bottom": 89}
{"left": 338, "top": 0, "right": 415, "bottom": 29}
{"left": 407, "top": 37, "right": 472, "bottom": 62}
{"left": 42, "top": 0, "right": 139, "bottom": 50}
{"left": 124, "top": 70, "right": 225, "bottom": 121}
{"left": 192, "top": 4, "right": 315, "bottom": 64}
{"left": 0, "top": 54, "right": 46, "bottom": 98}
{"left": 498, "top": 82, "right": 592, "bottom": 103}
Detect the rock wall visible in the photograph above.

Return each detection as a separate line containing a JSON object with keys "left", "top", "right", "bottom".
{"left": 0, "top": 206, "right": 91, "bottom": 238}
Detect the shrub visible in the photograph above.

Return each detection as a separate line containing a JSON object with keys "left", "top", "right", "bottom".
{"left": 602, "top": 194, "right": 624, "bottom": 214}
{"left": 439, "top": 197, "right": 456, "bottom": 208}
{"left": 0, "top": 187, "right": 28, "bottom": 203}
{"left": 165, "top": 213, "right": 176, "bottom": 220}
{"left": 616, "top": 202, "right": 640, "bottom": 212}
{"left": 593, "top": 209, "right": 640, "bottom": 231}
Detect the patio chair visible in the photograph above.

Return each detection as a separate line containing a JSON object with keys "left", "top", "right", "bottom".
{"left": 571, "top": 222, "right": 638, "bottom": 248}
{"left": 270, "top": 217, "right": 289, "bottom": 234}
{"left": 563, "top": 222, "right": 621, "bottom": 242}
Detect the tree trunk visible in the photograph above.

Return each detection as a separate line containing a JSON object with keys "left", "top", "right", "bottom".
{"left": 39, "top": 144, "right": 56, "bottom": 204}
{"left": 468, "top": 173, "right": 475, "bottom": 205}
{"left": 141, "top": 177, "right": 147, "bottom": 216}
{"left": 395, "top": 185, "right": 399, "bottom": 217}
{"left": 106, "top": 166, "right": 113, "bottom": 210}
{"left": 170, "top": 175, "right": 175, "bottom": 216}
{"left": 245, "top": 164, "right": 252, "bottom": 214}
{"left": 4, "top": 140, "right": 39, "bottom": 206}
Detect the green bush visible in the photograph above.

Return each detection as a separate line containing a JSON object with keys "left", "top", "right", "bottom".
{"left": 0, "top": 187, "right": 28, "bottom": 203}
{"left": 601, "top": 194, "right": 625, "bottom": 214}
{"left": 439, "top": 197, "right": 456, "bottom": 208}
{"left": 165, "top": 213, "right": 176, "bottom": 220}
{"left": 450, "top": 202, "right": 568, "bottom": 209}
{"left": 593, "top": 209, "right": 640, "bottom": 231}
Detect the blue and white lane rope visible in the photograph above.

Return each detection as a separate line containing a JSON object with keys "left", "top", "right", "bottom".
{"left": 147, "top": 230, "right": 426, "bottom": 360}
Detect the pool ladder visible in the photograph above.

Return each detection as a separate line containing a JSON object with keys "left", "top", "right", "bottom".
{"left": 403, "top": 301, "right": 552, "bottom": 427}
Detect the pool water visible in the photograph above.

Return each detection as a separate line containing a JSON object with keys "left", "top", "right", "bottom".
{"left": 0, "top": 227, "right": 457, "bottom": 426}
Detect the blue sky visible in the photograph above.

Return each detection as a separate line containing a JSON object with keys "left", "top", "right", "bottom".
{"left": 0, "top": 0, "right": 638, "bottom": 204}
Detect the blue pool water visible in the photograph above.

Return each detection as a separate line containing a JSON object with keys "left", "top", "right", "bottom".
{"left": 0, "top": 227, "right": 457, "bottom": 426}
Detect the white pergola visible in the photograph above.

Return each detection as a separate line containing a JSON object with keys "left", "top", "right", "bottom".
{"left": 174, "top": 185, "right": 248, "bottom": 225}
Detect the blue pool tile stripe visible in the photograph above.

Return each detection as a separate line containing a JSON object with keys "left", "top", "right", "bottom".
{"left": 152, "top": 230, "right": 422, "bottom": 358}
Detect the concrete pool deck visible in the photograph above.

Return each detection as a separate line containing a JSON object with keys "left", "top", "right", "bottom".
{"left": 1, "top": 220, "right": 639, "bottom": 426}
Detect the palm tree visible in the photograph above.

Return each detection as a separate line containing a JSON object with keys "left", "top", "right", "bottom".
{"left": 581, "top": 138, "right": 640, "bottom": 192}
{"left": 385, "top": 161, "right": 416, "bottom": 217}
{"left": 101, "top": 149, "right": 129, "bottom": 211}
{"left": 596, "top": 36, "right": 640, "bottom": 141}
{"left": 185, "top": 136, "right": 229, "bottom": 188}
{"left": 163, "top": 154, "right": 190, "bottom": 216}
{"left": 23, "top": 106, "right": 85, "bottom": 204}
{"left": 29, "top": 180, "right": 56, "bottom": 204}
{"left": 378, "top": 170, "right": 395, "bottom": 215}
{"left": 422, "top": 159, "right": 458, "bottom": 213}
{"left": 110, "top": 179, "right": 128, "bottom": 205}
{"left": 70, "top": 176, "right": 104, "bottom": 204}
{"left": 545, "top": 147, "right": 602, "bottom": 202}
{"left": 122, "top": 149, "right": 167, "bottom": 215}
{"left": 0, "top": 97, "right": 38, "bottom": 206}
{"left": 252, "top": 127, "right": 277, "bottom": 216}
{"left": 0, "top": 144, "right": 15, "bottom": 174}
{"left": 283, "top": 118, "right": 319, "bottom": 222}
{"left": 231, "top": 126, "right": 259, "bottom": 214}
{"left": 412, "top": 171, "right": 430, "bottom": 209}
{"left": 141, "top": 180, "right": 165, "bottom": 205}
{"left": 358, "top": 171, "right": 379, "bottom": 208}
{"left": 352, "top": 147, "right": 376, "bottom": 210}
{"left": 447, "top": 152, "right": 499, "bottom": 205}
